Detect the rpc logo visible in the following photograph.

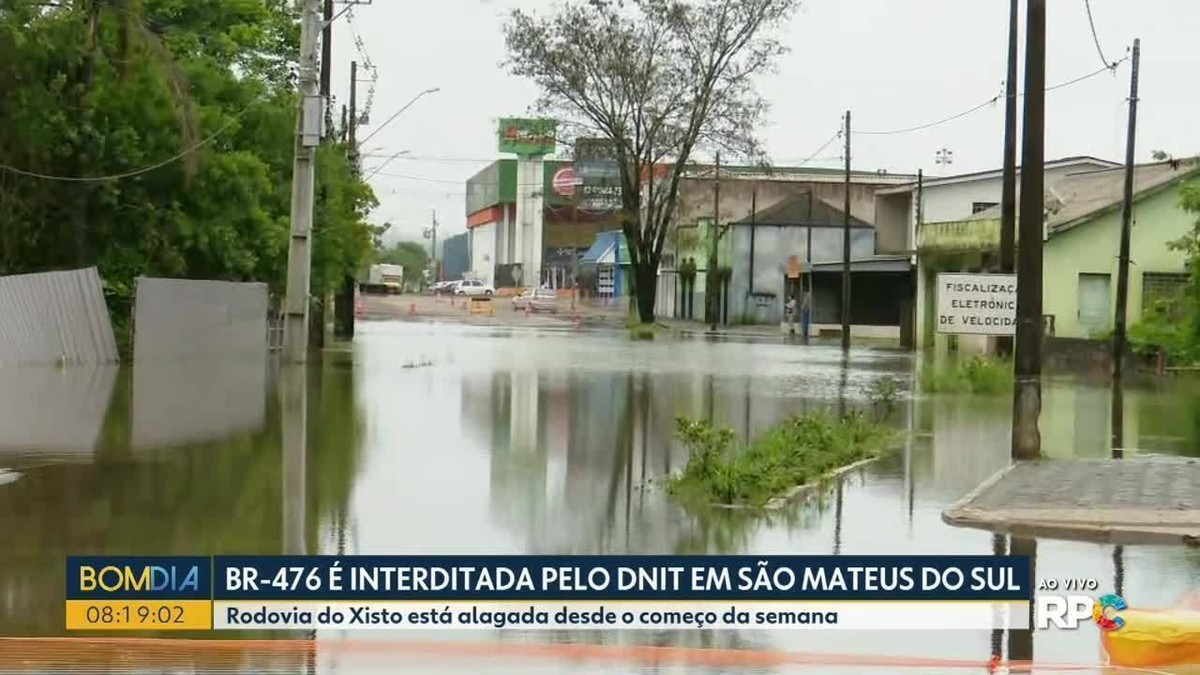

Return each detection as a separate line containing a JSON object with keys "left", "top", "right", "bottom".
{"left": 1035, "top": 593, "right": 1126, "bottom": 631}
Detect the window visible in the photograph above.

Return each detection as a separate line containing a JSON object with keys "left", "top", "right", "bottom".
{"left": 1141, "top": 272, "right": 1189, "bottom": 316}
{"left": 972, "top": 201, "right": 999, "bottom": 214}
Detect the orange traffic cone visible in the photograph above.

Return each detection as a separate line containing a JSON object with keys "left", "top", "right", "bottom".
{"left": 524, "top": 303, "right": 531, "bottom": 317}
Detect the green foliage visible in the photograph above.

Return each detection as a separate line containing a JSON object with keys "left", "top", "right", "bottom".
{"left": 1129, "top": 299, "right": 1200, "bottom": 364}
{"left": 628, "top": 322, "right": 658, "bottom": 340}
{"left": 1135, "top": 176, "right": 1200, "bottom": 365}
{"left": 868, "top": 375, "right": 902, "bottom": 420}
{"left": 669, "top": 412, "right": 892, "bottom": 508}
{"left": 0, "top": 0, "right": 376, "bottom": 346}
{"left": 920, "top": 357, "right": 1012, "bottom": 394}
{"left": 375, "top": 241, "right": 430, "bottom": 287}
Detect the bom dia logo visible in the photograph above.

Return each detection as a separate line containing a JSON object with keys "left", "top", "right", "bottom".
{"left": 1037, "top": 592, "right": 1127, "bottom": 631}
{"left": 67, "top": 557, "right": 211, "bottom": 600}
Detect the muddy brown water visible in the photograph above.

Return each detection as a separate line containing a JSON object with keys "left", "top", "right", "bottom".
{"left": 1, "top": 321, "right": 1197, "bottom": 673}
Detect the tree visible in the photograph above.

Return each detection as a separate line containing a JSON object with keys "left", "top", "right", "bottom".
{"left": 0, "top": 0, "right": 377, "bottom": 352}
{"left": 504, "top": 0, "right": 798, "bottom": 323}
{"left": 376, "top": 240, "right": 430, "bottom": 289}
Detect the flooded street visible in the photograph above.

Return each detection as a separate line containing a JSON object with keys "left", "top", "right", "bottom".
{"left": 2, "top": 321, "right": 1198, "bottom": 673}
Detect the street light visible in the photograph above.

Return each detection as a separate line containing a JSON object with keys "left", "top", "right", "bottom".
{"left": 365, "top": 149, "right": 410, "bottom": 180}
{"left": 358, "top": 88, "right": 441, "bottom": 146}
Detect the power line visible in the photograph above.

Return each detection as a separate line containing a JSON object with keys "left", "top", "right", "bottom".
{"left": 794, "top": 131, "right": 843, "bottom": 166}
{"left": 858, "top": 58, "right": 1127, "bottom": 136}
{"left": 1083, "top": 0, "right": 1117, "bottom": 69}
{"left": 0, "top": 105, "right": 254, "bottom": 182}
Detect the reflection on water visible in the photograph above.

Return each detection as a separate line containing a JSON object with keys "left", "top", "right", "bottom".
{"left": 131, "top": 359, "right": 267, "bottom": 450}
{"left": 0, "top": 366, "right": 117, "bottom": 460}
{"left": 1, "top": 321, "right": 1199, "bottom": 673}
{"left": 0, "top": 354, "right": 364, "bottom": 640}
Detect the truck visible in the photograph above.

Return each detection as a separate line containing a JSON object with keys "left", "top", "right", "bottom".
{"left": 361, "top": 263, "right": 404, "bottom": 295}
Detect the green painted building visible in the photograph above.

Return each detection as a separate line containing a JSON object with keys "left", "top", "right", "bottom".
{"left": 917, "top": 159, "right": 1200, "bottom": 348}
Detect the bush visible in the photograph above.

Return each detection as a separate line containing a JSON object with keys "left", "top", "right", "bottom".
{"left": 669, "top": 412, "right": 892, "bottom": 508}
{"left": 628, "top": 323, "right": 657, "bottom": 340}
{"left": 921, "top": 356, "right": 1011, "bottom": 394}
{"left": 1128, "top": 299, "right": 1200, "bottom": 365}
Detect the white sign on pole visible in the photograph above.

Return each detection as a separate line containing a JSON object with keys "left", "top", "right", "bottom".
{"left": 936, "top": 273, "right": 1017, "bottom": 336}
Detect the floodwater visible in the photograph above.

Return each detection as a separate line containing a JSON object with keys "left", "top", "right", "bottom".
{"left": 1, "top": 320, "right": 1198, "bottom": 674}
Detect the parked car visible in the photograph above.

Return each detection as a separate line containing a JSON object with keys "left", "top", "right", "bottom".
{"left": 455, "top": 279, "right": 495, "bottom": 297}
{"left": 512, "top": 288, "right": 560, "bottom": 313}
{"left": 429, "top": 280, "right": 457, "bottom": 295}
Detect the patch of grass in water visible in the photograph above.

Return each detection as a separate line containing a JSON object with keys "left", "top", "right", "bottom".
{"left": 668, "top": 412, "right": 893, "bottom": 508}
{"left": 920, "top": 356, "right": 1011, "bottom": 394}
{"left": 628, "top": 323, "right": 658, "bottom": 341}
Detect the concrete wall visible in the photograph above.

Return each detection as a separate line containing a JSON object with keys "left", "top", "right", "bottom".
{"left": 132, "top": 277, "right": 268, "bottom": 362}
{"left": 675, "top": 176, "right": 884, "bottom": 231}
{"left": 0, "top": 267, "right": 118, "bottom": 366}
{"left": 1043, "top": 184, "right": 1191, "bottom": 338}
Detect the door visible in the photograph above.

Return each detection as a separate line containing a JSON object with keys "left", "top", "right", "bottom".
{"left": 1077, "top": 273, "right": 1112, "bottom": 338}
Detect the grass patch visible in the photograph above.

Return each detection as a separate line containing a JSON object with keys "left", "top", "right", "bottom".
{"left": 628, "top": 323, "right": 658, "bottom": 340}
{"left": 920, "top": 356, "right": 1011, "bottom": 394}
{"left": 668, "top": 411, "right": 893, "bottom": 508}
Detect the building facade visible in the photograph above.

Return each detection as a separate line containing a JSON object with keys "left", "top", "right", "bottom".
{"left": 916, "top": 159, "right": 1200, "bottom": 350}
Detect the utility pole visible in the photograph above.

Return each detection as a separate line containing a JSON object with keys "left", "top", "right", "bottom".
{"left": 997, "top": 0, "right": 1019, "bottom": 357}
{"left": 1112, "top": 38, "right": 1141, "bottom": 381}
{"left": 348, "top": 61, "right": 359, "bottom": 167}
{"left": 320, "top": 0, "right": 333, "bottom": 102}
{"left": 430, "top": 209, "right": 439, "bottom": 282}
{"left": 332, "top": 60, "right": 360, "bottom": 340}
{"left": 709, "top": 151, "right": 721, "bottom": 331}
{"left": 1011, "top": 0, "right": 1046, "bottom": 461}
{"left": 841, "top": 111, "right": 852, "bottom": 352}
{"left": 282, "top": 0, "right": 324, "bottom": 363}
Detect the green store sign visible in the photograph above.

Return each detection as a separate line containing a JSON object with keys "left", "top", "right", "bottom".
{"left": 497, "top": 118, "right": 558, "bottom": 156}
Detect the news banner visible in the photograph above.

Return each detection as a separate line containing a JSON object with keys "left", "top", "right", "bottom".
{"left": 62, "top": 555, "right": 1061, "bottom": 632}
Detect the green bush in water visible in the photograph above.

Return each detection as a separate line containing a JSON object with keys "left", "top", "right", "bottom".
{"left": 921, "top": 356, "right": 1011, "bottom": 394}
{"left": 670, "top": 412, "right": 892, "bottom": 508}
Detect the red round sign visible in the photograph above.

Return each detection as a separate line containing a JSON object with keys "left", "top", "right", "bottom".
{"left": 552, "top": 166, "right": 582, "bottom": 197}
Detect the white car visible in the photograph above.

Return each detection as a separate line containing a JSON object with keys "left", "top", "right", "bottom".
{"left": 455, "top": 279, "right": 495, "bottom": 297}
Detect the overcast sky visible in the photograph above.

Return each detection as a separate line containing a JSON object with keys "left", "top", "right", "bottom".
{"left": 328, "top": 0, "right": 1199, "bottom": 244}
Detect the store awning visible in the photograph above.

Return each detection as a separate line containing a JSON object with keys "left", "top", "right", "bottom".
{"left": 580, "top": 230, "right": 630, "bottom": 265}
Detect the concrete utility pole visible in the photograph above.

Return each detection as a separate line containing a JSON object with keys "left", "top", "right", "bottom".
{"left": 282, "top": 0, "right": 324, "bottom": 363}
{"left": 1112, "top": 38, "right": 1141, "bottom": 381}
{"left": 430, "top": 209, "right": 439, "bottom": 281}
{"left": 1011, "top": 0, "right": 1046, "bottom": 461}
{"left": 348, "top": 61, "right": 359, "bottom": 167}
{"left": 997, "top": 0, "right": 1019, "bottom": 357}
{"left": 320, "top": 0, "right": 333, "bottom": 101}
{"left": 709, "top": 151, "right": 721, "bottom": 331}
{"left": 333, "top": 60, "right": 360, "bottom": 340}
{"left": 841, "top": 111, "right": 852, "bottom": 352}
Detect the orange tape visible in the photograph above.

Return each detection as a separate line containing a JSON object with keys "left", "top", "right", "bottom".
{"left": 0, "top": 637, "right": 1182, "bottom": 673}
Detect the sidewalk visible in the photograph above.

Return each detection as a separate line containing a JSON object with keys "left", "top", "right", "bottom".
{"left": 942, "top": 457, "right": 1200, "bottom": 545}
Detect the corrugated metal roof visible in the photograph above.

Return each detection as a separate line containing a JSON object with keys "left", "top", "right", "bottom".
{"left": 0, "top": 267, "right": 119, "bottom": 366}
{"left": 938, "top": 158, "right": 1200, "bottom": 235}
